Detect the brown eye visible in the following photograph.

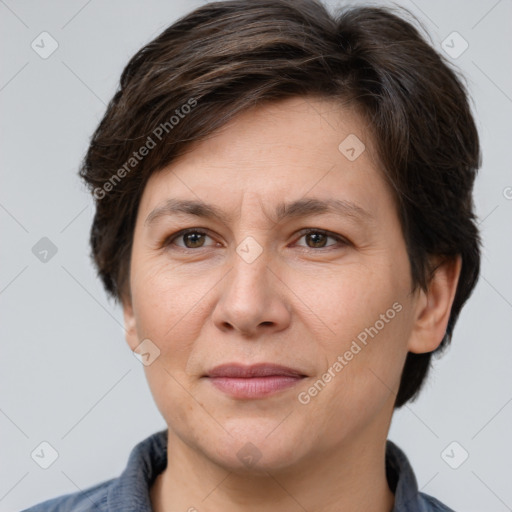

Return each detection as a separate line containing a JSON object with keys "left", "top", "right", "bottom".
{"left": 166, "top": 229, "right": 215, "bottom": 249}
{"left": 305, "top": 232, "right": 329, "bottom": 248}
{"left": 182, "top": 232, "right": 206, "bottom": 248}
{"left": 295, "top": 229, "right": 348, "bottom": 250}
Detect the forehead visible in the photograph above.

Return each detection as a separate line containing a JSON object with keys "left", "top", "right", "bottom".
{"left": 137, "top": 96, "right": 392, "bottom": 225}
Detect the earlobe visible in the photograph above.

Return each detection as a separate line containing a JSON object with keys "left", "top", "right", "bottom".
{"left": 407, "top": 255, "right": 462, "bottom": 354}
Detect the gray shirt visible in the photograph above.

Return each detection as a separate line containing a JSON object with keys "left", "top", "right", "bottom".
{"left": 22, "top": 429, "right": 455, "bottom": 511}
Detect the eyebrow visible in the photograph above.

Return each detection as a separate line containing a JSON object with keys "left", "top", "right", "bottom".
{"left": 144, "top": 197, "right": 374, "bottom": 227}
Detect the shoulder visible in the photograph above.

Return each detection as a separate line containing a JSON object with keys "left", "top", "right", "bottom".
{"left": 418, "top": 492, "right": 456, "bottom": 511}
{"left": 21, "top": 429, "right": 168, "bottom": 512}
{"left": 20, "top": 477, "right": 115, "bottom": 511}
{"left": 386, "top": 440, "right": 456, "bottom": 512}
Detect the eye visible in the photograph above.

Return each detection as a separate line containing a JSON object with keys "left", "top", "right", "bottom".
{"left": 294, "top": 229, "right": 349, "bottom": 249}
{"left": 163, "top": 227, "right": 349, "bottom": 251}
{"left": 165, "top": 228, "right": 217, "bottom": 249}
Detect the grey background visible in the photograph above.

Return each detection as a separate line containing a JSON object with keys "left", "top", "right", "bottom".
{"left": 1, "top": 0, "right": 511, "bottom": 510}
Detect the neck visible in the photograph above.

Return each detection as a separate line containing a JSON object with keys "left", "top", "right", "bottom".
{"left": 150, "top": 428, "right": 395, "bottom": 512}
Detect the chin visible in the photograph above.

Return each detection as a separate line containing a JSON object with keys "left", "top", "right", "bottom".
{"left": 200, "top": 420, "right": 308, "bottom": 474}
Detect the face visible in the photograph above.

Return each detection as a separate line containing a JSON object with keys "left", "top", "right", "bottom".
{"left": 123, "top": 96, "right": 426, "bottom": 472}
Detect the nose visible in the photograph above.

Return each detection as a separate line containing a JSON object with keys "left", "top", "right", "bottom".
{"left": 212, "top": 247, "right": 292, "bottom": 337}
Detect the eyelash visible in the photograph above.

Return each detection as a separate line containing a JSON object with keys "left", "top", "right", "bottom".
{"left": 163, "top": 227, "right": 350, "bottom": 251}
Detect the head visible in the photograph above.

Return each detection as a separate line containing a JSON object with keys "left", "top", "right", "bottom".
{"left": 80, "top": 0, "right": 480, "bottom": 471}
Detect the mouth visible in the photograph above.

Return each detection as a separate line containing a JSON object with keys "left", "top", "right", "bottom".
{"left": 203, "top": 363, "right": 307, "bottom": 399}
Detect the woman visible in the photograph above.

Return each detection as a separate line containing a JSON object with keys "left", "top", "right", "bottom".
{"left": 24, "top": 0, "right": 480, "bottom": 510}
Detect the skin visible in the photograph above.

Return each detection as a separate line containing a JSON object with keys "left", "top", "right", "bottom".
{"left": 122, "top": 96, "right": 461, "bottom": 512}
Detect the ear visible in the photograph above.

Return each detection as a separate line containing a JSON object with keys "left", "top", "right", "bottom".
{"left": 407, "top": 255, "right": 462, "bottom": 354}
{"left": 121, "top": 292, "right": 139, "bottom": 352}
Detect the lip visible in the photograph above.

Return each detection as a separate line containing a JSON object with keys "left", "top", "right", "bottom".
{"left": 204, "top": 363, "right": 307, "bottom": 399}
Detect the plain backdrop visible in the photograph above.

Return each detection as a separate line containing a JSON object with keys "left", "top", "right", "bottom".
{"left": 1, "top": 0, "right": 511, "bottom": 511}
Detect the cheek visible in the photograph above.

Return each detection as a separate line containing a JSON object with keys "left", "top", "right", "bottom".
{"left": 142, "top": 360, "right": 209, "bottom": 444}
{"left": 130, "top": 257, "right": 229, "bottom": 389}
{"left": 130, "top": 259, "right": 210, "bottom": 428}
{"left": 288, "top": 258, "right": 404, "bottom": 350}
{"left": 295, "top": 257, "right": 411, "bottom": 411}
{"left": 131, "top": 258, "right": 210, "bottom": 337}
{"left": 297, "top": 310, "right": 410, "bottom": 446}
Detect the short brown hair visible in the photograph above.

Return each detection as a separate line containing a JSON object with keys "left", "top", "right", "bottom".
{"left": 79, "top": 0, "right": 481, "bottom": 407}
